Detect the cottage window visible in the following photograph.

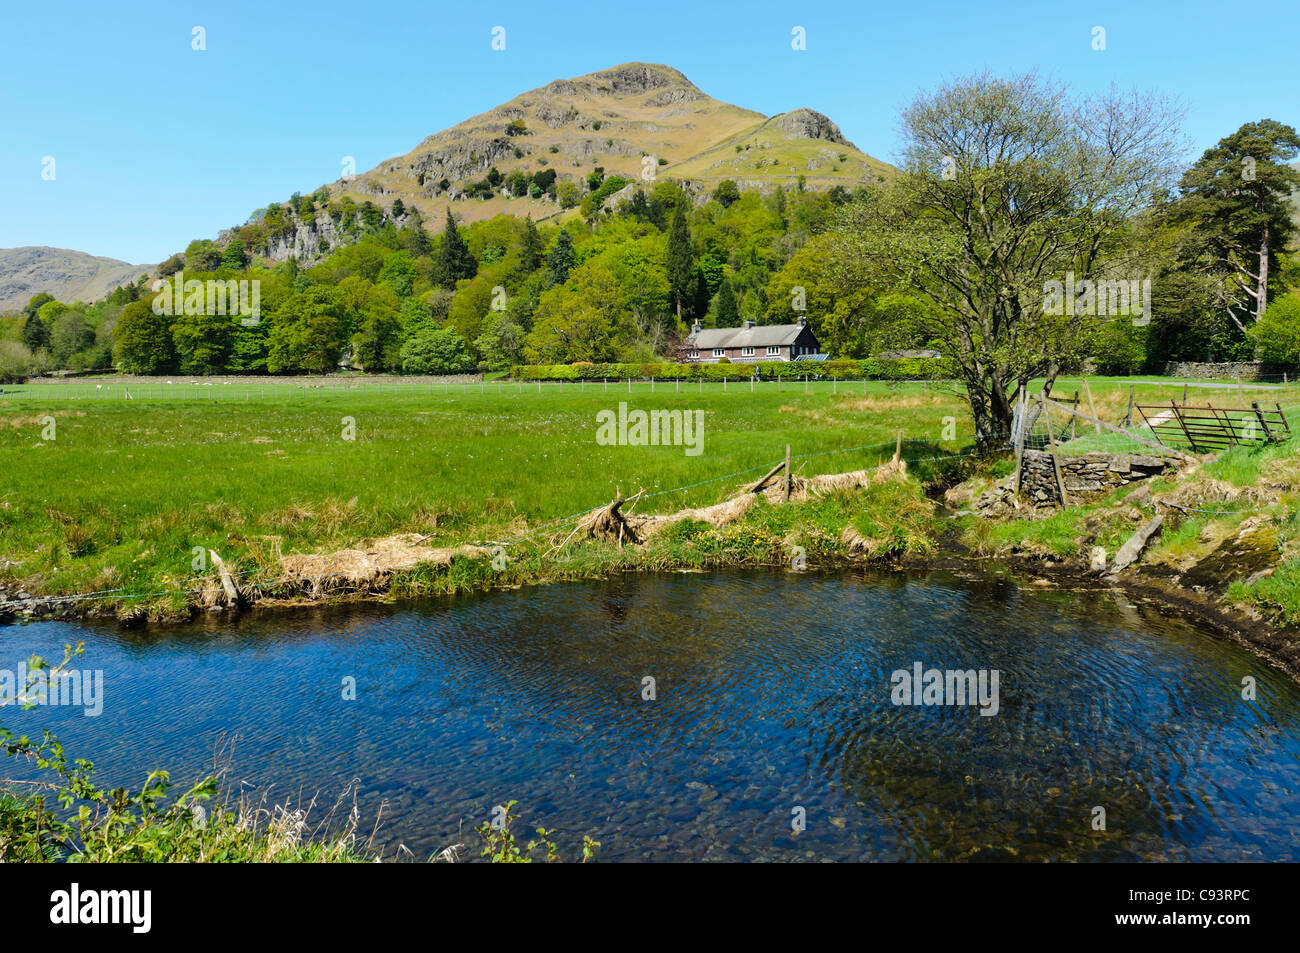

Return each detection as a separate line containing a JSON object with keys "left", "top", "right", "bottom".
{"left": 689, "top": 350, "right": 699, "bottom": 358}
{"left": 741, "top": 346, "right": 755, "bottom": 356}
{"left": 766, "top": 346, "right": 780, "bottom": 356}
{"left": 713, "top": 348, "right": 725, "bottom": 357}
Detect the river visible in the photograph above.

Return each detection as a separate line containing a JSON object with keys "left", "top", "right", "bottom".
{"left": 3, "top": 568, "right": 1297, "bottom": 861}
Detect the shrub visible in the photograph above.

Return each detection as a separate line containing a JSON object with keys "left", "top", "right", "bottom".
{"left": 400, "top": 328, "right": 475, "bottom": 375}
{"left": 0, "top": 340, "right": 37, "bottom": 383}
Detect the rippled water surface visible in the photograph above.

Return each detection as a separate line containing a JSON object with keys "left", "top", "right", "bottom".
{"left": 5, "top": 569, "right": 1298, "bottom": 861}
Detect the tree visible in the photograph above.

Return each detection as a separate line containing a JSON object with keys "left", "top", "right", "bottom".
{"left": 1249, "top": 294, "right": 1300, "bottom": 363}
{"left": 21, "top": 312, "right": 49, "bottom": 352}
{"left": 49, "top": 311, "right": 94, "bottom": 367}
{"left": 666, "top": 206, "right": 694, "bottom": 320}
{"left": 185, "top": 239, "right": 221, "bottom": 272}
{"left": 519, "top": 215, "right": 543, "bottom": 273}
{"left": 391, "top": 198, "right": 406, "bottom": 218}
{"left": 267, "top": 287, "right": 349, "bottom": 373}
{"left": 0, "top": 341, "right": 38, "bottom": 384}
{"left": 1171, "top": 120, "right": 1300, "bottom": 333}
{"left": 556, "top": 181, "right": 580, "bottom": 209}
{"left": 400, "top": 328, "right": 475, "bottom": 374}
{"left": 547, "top": 230, "right": 576, "bottom": 285}
{"left": 712, "top": 180, "right": 740, "bottom": 208}
{"left": 114, "top": 299, "right": 176, "bottom": 374}
{"left": 714, "top": 276, "right": 739, "bottom": 326}
{"left": 435, "top": 209, "right": 478, "bottom": 287}
{"left": 220, "top": 237, "right": 247, "bottom": 270}
{"left": 23, "top": 293, "right": 54, "bottom": 321}
{"left": 832, "top": 73, "right": 1182, "bottom": 448}
{"left": 171, "top": 311, "right": 234, "bottom": 374}
{"left": 474, "top": 312, "right": 525, "bottom": 371}
{"left": 525, "top": 262, "right": 629, "bottom": 363}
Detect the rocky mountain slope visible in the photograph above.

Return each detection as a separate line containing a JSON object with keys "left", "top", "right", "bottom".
{"left": 320, "top": 62, "right": 891, "bottom": 231}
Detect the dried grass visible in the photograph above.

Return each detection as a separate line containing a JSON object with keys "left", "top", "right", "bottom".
{"left": 279, "top": 534, "right": 490, "bottom": 597}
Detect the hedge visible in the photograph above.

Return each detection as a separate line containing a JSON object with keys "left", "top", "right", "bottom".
{"left": 509, "top": 358, "right": 955, "bottom": 382}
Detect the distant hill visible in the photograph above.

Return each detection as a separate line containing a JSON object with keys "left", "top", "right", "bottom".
{"left": 0, "top": 246, "right": 151, "bottom": 314}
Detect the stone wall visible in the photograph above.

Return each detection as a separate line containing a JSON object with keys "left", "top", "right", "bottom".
{"left": 1162, "top": 361, "right": 1293, "bottom": 381}
{"left": 1019, "top": 450, "right": 1177, "bottom": 507}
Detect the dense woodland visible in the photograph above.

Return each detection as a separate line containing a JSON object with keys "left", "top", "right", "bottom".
{"left": 2, "top": 85, "right": 1297, "bottom": 392}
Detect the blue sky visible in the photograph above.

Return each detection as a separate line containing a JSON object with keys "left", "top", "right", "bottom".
{"left": 1, "top": 0, "right": 1296, "bottom": 264}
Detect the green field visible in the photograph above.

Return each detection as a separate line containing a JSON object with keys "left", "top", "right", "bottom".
{"left": 0, "top": 377, "right": 976, "bottom": 606}
{"left": 4, "top": 373, "right": 1299, "bottom": 617}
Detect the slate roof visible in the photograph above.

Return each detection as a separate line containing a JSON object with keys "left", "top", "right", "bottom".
{"left": 686, "top": 323, "right": 809, "bottom": 349}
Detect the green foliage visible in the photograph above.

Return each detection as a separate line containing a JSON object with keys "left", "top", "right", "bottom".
{"left": 220, "top": 238, "right": 247, "bottom": 270}
{"left": 0, "top": 340, "right": 39, "bottom": 383}
{"left": 185, "top": 239, "right": 221, "bottom": 272}
{"left": 712, "top": 179, "right": 740, "bottom": 208}
{"left": 400, "top": 327, "right": 475, "bottom": 374}
{"left": 435, "top": 210, "right": 478, "bottom": 287}
{"left": 1250, "top": 295, "right": 1300, "bottom": 363}
{"left": 525, "top": 262, "right": 629, "bottom": 363}
{"left": 267, "top": 287, "right": 348, "bottom": 374}
{"left": 21, "top": 312, "right": 49, "bottom": 352}
{"left": 547, "top": 230, "right": 576, "bottom": 285}
{"left": 474, "top": 801, "right": 599, "bottom": 863}
{"left": 113, "top": 299, "right": 176, "bottom": 374}
{"left": 666, "top": 206, "right": 693, "bottom": 318}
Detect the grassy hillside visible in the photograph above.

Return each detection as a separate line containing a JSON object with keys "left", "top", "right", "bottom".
{"left": 324, "top": 62, "right": 891, "bottom": 228}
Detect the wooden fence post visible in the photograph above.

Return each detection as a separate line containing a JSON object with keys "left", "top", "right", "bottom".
{"left": 1125, "top": 385, "right": 1135, "bottom": 428}
{"left": 1041, "top": 391, "right": 1069, "bottom": 506}
{"left": 1082, "top": 379, "right": 1100, "bottom": 434}
{"left": 784, "top": 444, "right": 792, "bottom": 502}
{"left": 1013, "top": 391, "right": 1027, "bottom": 495}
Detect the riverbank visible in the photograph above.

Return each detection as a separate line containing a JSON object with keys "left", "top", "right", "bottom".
{"left": 7, "top": 432, "right": 1298, "bottom": 687}
{"left": 3, "top": 379, "right": 1298, "bottom": 685}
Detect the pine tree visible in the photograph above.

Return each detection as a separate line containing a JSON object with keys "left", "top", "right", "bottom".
{"left": 666, "top": 207, "right": 693, "bottom": 319}
{"left": 547, "top": 230, "right": 576, "bottom": 285}
{"left": 521, "top": 215, "right": 543, "bottom": 273}
{"left": 436, "top": 209, "right": 477, "bottom": 287}
{"left": 715, "top": 276, "right": 739, "bottom": 326}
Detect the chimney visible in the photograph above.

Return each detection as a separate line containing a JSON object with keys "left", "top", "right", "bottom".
{"left": 691, "top": 319, "right": 702, "bottom": 334}
{"left": 743, "top": 319, "right": 754, "bottom": 329}
{"left": 797, "top": 315, "right": 807, "bottom": 327}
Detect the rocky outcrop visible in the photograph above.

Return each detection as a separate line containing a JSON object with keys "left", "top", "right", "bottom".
{"left": 764, "top": 109, "right": 853, "bottom": 147}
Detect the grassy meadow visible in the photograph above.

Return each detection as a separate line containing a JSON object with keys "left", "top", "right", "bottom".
{"left": 0, "top": 376, "right": 974, "bottom": 608}
{"left": 3, "top": 373, "right": 1299, "bottom": 620}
